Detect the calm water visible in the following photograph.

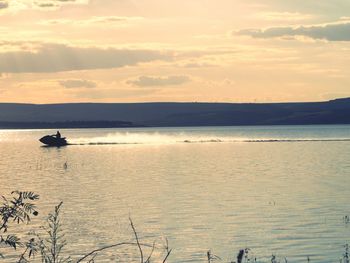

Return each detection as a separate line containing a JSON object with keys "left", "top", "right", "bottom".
{"left": 1, "top": 125, "right": 350, "bottom": 262}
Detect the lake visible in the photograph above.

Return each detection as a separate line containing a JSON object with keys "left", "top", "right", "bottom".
{"left": 1, "top": 125, "right": 350, "bottom": 262}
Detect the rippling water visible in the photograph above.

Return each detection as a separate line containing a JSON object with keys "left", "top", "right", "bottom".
{"left": 1, "top": 125, "right": 350, "bottom": 262}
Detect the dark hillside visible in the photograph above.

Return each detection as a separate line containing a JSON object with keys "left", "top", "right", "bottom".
{"left": 0, "top": 98, "right": 350, "bottom": 128}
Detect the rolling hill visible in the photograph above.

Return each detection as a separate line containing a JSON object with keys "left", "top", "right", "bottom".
{"left": 1, "top": 98, "right": 350, "bottom": 128}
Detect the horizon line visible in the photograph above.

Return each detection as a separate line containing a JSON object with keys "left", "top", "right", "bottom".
{"left": 0, "top": 97, "right": 349, "bottom": 106}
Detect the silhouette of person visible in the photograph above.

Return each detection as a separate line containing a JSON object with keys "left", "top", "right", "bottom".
{"left": 55, "top": 131, "right": 61, "bottom": 139}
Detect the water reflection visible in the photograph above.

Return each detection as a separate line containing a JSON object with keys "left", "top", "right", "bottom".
{"left": 0, "top": 126, "right": 350, "bottom": 262}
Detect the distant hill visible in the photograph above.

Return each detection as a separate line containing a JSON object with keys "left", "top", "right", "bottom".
{"left": 1, "top": 98, "right": 350, "bottom": 128}
{"left": 0, "top": 121, "right": 138, "bottom": 129}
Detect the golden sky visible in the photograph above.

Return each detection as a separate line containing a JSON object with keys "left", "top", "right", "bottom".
{"left": 0, "top": 0, "right": 349, "bottom": 103}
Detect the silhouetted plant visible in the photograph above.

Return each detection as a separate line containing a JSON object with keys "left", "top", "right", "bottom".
{"left": 0, "top": 191, "right": 39, "bottom": 261}
{"left": 76, "top": 217, "right": 172, "bottom": 263}
{"left": 226, "top": 248, "right": 256, "bottom": 263}
{"left": 5, "top": 191, "right": 347, "bottom": 263}
{"left": 341, "top": 244, "right": 350, "bottom": 263}
{"left": 207, "top": 250, "right": 221, "bottom": 262}
{"left": 20, "top": 200, "right": 172, "bottom": 263}
{"left": 18, "top": 238, "right": 39, "bottom": 263}
{"left": 35, "top": 202, "right": 71, "bottom": 263}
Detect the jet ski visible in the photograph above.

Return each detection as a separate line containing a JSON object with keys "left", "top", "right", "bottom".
{"left": 39, "top": 135, "right": 68, "bottom": 147}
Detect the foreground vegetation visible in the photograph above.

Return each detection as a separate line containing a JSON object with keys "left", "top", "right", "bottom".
{"left": 0, "top": 191, "right": 349, "bottom": 263}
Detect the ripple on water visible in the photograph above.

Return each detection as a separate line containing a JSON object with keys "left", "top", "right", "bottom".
{"left": 1, "top": 126, "right": 350, "bottom": 262}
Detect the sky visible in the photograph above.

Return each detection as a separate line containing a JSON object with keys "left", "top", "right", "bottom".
{"left": 0, "top": 0, "right": 349, "bottom": 104}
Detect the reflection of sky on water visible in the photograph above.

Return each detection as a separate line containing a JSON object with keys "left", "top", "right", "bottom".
{"left": 1, "top": 126, "right": 350, "bottom": 262}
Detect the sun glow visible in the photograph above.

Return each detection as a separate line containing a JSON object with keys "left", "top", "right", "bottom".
{"left": 0, "top": 0, "right": 349, "bottom": 103}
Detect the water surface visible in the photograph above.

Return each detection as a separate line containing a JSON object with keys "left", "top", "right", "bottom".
{"left": 1, "top": 125, "right": 350, "bottom": 262}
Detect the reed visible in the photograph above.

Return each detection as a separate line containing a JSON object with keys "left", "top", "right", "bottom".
{"left": 0, "top": 191, "right": 172, "bottom": 262}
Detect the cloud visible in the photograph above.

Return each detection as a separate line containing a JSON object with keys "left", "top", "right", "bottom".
{"left": 255, "top": 0, "right": 350, "bottom": 17}
{"left": 59, "top": 79, "right": 97, "bottom": 88}
{"left": 88, "top": 16, "right": 143, "bottom": 24}
{"left": 0, "top": 43, "right": 171, "bottom": 73}
{"left": 127, "top": 75, "right": 191, "bottom": 87}
{"left": 237, "top": 20, "right": 350, "bottom": 41}
{"left": 181, "top": 62, "right": 216, "bottom": 68}
{"left": 35, "top": 2, "right": 57, "bottom": 8}
{"left": 0, "top": 73, "right": 10, "bottom": 79}
{"left": 254, "top": 12, "right": 314, "bottom": 22}
{"left": 39, "top": 16, "right": 143, "bottom": 26}
{"left": 0, "top": 0, "right": 88, "bottom": 11}
{"left": 34, "top": 0, "right": 87, "bottom": 9}
{"left": 0, "top": 1, "right": 8, "bottom": 9}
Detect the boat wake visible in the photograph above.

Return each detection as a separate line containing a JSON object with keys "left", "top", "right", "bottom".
{"left": 69, "top": 133, "right": 350, "bottom": 146}
{"left": 182, "top": 138, "right": 350, "bottom": 143}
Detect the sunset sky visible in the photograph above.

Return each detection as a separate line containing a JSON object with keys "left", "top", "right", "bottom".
{"left": 0, "top": 0, "right": 349, "bottom": 103}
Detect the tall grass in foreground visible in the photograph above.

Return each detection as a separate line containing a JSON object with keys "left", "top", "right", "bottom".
{"left": 1, "top": 191, "right": 349, "bottom": 262}
{"left": 0, "top": 191, "right": 171, "bottom": 262}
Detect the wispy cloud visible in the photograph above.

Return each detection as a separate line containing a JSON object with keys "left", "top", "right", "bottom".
{"left": 59, "top": 79, "right": 97, "bottom": 88}
{"left": 0, "top": 1, "right": 8, "bottom": 9}
{"left": 127, "top": 75, "right": 191, "bottom": 87}
{"left": 39, "top": 16, "right": 143, "bottom": 26}
{"left": 237, "top": 20, "right": 350, "bottom": 41}
{"left": 35, "top": 0, "right": 88, "bottom": 9}
{"left": 0, "top": 43, "right": 172, "bottom": 73}
{"left": 0, "top": 0, "right": 88, "bottom": 12}
{"left": 253, "top": 12, "right": 314, "bottom": 22}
